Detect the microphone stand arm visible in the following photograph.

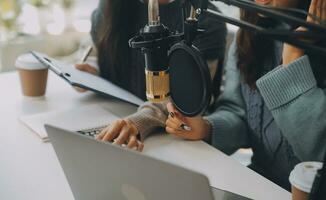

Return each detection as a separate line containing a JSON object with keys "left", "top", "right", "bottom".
{"left": 182, "top": 0, "right": 326, "bottom": 55}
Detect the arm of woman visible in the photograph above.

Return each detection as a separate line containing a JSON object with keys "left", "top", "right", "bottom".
{"left": 96, "top": 58, "right": 218, "bottom": 151}
{"left": 256, "top": 0, "right": 326, "bottom": 162}
{"left": 96, "top": 101, "right": 169, "bottom": 152}
{"left": 126, "top": 101, "right": 169, "bottom": 141}
{"left": 256, "top": 56, "right": 326, "bottom": 161}
{"left": 72, "top": 0, "right": 103, "bottom": 92}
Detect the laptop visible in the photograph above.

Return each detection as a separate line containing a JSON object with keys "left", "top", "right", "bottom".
{"left": 46, "top": 125, "right": 252, "bottom": 200}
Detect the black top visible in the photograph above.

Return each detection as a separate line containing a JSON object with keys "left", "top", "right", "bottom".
{"left": 91, "top": 0, "right": 227, "bottom": 100}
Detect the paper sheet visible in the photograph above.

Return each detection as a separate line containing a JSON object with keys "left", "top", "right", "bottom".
{"left": 19, "top": 105, "right": 119, "bottom": 142}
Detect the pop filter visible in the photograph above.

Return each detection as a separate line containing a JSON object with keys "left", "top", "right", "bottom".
{"left": 130, "top": 0, "right": 213, "bottom": 117}
{"left": 169, "top": 41, "right": 212, "bottom": 117}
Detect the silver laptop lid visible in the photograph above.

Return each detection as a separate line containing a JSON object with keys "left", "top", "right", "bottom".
{"left": 46, "top": 125, "right": 214, "bottom": 200}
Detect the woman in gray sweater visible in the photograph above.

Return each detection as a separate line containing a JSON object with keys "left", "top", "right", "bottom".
{"left": 98, "top": 0, "right": 326, "bottom": 191}
{"left": 164, "top": 0, "right": 326, "bottom": 190}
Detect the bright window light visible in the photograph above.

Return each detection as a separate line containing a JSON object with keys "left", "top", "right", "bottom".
{"left": 73, "top": 19, "right": 90, "bottom": 33}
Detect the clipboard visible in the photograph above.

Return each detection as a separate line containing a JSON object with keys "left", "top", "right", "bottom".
{"left": 31, "top": 51, "right": 144, "bottom": 106}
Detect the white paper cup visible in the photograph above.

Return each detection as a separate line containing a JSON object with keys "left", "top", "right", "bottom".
{"left": 289, "top": 162, "right": 323, "bottom": 200}
{"left": 15, "top": 53, "right": 48, "bottom": 97}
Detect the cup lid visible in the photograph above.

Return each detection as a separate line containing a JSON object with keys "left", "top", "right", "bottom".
{"left": 15, "top": 53, "right": 47, "bottom": 70}
{"left": 289, "top": 162, "right": 323, "bottom": 193}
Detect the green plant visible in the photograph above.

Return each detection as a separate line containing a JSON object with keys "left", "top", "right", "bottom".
{"left": 0, "top": 0, "right": 21, "bottom": 29}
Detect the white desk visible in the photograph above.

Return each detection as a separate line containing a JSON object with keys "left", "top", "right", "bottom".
{"left": 0, "top": 71, "right": 291, "bottom": 200}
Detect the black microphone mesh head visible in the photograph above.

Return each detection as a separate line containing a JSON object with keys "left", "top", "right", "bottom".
{"left": 169, "top": 42, "right": 211, "bottom": 117}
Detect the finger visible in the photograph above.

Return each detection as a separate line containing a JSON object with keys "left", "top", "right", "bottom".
{"left": 137, "top": 141, "right": 144, "bottom": 152}
{"left": 166, "top": 102, "right": 184, "bottom": 120}
{"left": 75, "top": 64, "right": 98, "bottom": 75}
{"left": 167, "top": 114, "right": 189, "bottom": 130}
{"left": 127, "top": 135, "right": 138, "bottom": 149}
{"left": 89, "top": 67, "right": 98, "bottom": 75}
{"left": 166, "top": 102, "right": 177, "bottom": 114}
{"left": 166, "top": 127, "right": 189, "bottom": 139}
{"left": 169, "top": 111, "right": 175, "bottom": 118}
{"left": 322, "top": 0, "right": 326, "bottom": 22}
{"left": 167, "top": 102, "right": 182, "bottom": 117}
{"left": 307, "top": 0, "right": 317, "bottom": 22}
{"left": 166, "top": 118, "right": 183, "bottom": 130}
{"left": 73, "top": 86, "right": 87, "bottom": 93}
{"left": 95, "top": 132, "right": 103, "bottom": 140}
{"left": 75, "top": 63, "right": 89, "bottom": 71}
{"left": 317, "top": 0, "right": 322, "bottom": 22}
{"left": 96, "top": 126, "right": 110, "bottom": 140}
{"left": 113, "top": 126, "right": 133, "bottom": 145}
{"left": 125, "top": 120, "right": 138, "bottom": 134}
{"left": 102, "top": 120, "right": 126, "bottom": 141}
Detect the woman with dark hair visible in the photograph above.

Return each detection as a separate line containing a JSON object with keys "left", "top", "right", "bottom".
{"left": 79, "top": 0, "right": 226, "bottom": 99}
{"left": 77, "top": 0, "right": 227, "bottom": 150}
{"left": 165, "top": 0, "right": 326, "bottom": 191}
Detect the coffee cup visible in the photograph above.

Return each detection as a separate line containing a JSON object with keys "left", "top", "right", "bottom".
{"left": 289, "top": 162, "right": 323, "bottom": 200}
{"left": 15, "top": 53, "right": 48, "bottom": 97}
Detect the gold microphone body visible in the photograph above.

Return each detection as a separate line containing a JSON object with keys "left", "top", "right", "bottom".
{"left": 143, "top": 0, "right": 170, "bottom": 102}
{"left": 145, "top": 69, "right": 170, "bottom": 102}
{"left": 129, "top": 0, "right": 172, "bottom": 102}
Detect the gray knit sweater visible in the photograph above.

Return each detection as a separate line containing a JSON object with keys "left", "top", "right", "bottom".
{"left": 127, "top": 38, "right": 326, "bottom": 190}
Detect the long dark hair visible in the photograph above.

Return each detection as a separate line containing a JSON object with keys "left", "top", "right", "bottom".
{"left": 236, "top": 0, "right": 312, "bottom": 88}
{"left": 95, "top": 0, "right": 140, "bottom": 89}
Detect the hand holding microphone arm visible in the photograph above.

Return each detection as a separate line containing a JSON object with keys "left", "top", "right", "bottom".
{"left": 203, "top": 8, "right": 326, "bottom": 55}
{"left": 181, "top": 0, "right": 326, "bottom": 57}
{"left": 185, "top": 0, "right": 326, "bottom": 31}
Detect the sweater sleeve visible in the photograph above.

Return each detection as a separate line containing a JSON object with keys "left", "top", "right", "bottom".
{"left": 205, "top": 40, "right": 250, "bottom": 155}
{"left": 256, "top": 55, "right": 326, "bottom": 161}
{"left": 126, "top": 101, "right": 169, "bottom": 141}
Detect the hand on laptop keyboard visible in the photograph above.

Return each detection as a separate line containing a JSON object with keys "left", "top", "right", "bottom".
{"left": 89, "top": 119, "right": 144, "bottom": 152}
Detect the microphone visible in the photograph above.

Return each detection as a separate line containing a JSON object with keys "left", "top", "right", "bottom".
{"left": 129, "top": 0, "right": 171, "bottom": 102}
{"left": 131, "top": 0, "right": 326, "bottom": 116}
{"left": 130, "top": 0, "right": 212, "bottom": 116}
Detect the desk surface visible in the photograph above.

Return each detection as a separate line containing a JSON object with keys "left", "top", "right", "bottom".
{"left": 0, "top": 71, "right": 291, "bottom": 200}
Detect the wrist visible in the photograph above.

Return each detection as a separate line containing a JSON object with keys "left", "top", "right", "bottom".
{"left": 283, "top": 45, "right": 304, "bottom": 66}
{"left": 125, "top": 119, "right": 140, "bottom": 136}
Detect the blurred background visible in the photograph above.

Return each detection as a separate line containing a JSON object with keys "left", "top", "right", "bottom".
{"left": 0, "top": 0, "right": 239, "bottom": 72}
{"left": 0, "top": 0, "right": 99, "bottom": 72}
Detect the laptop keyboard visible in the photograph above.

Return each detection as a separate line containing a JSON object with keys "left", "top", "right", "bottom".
{"left": 77, "top": 126, "right": 107, "bottom": 137}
